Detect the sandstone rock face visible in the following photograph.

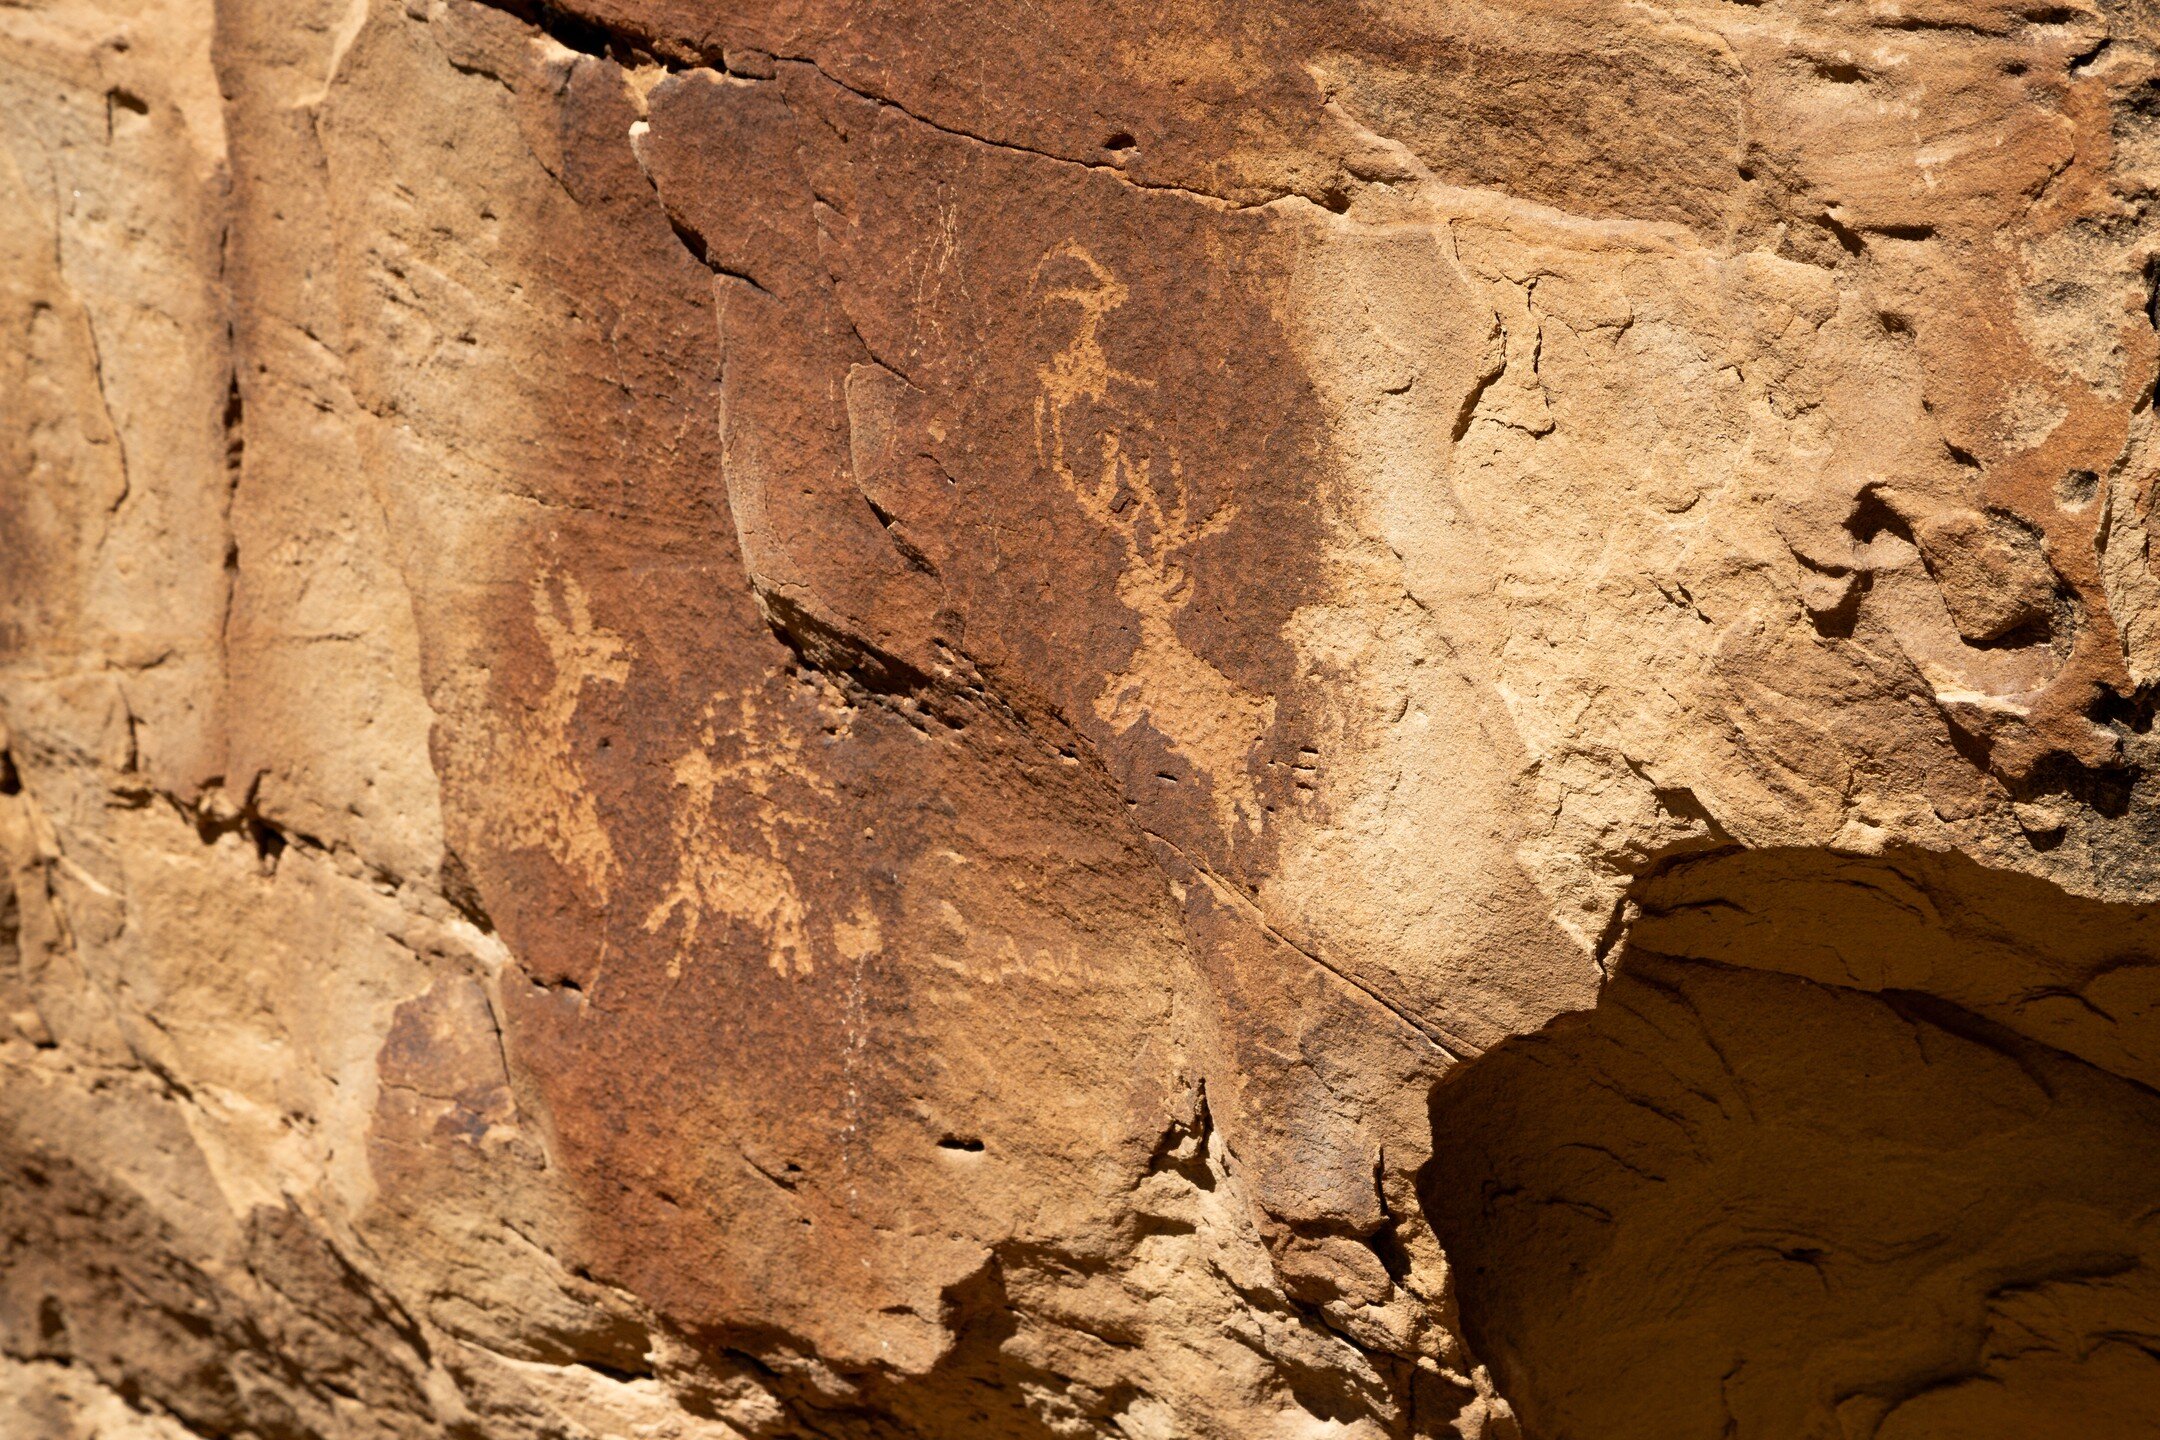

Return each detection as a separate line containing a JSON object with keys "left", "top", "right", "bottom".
{"left": 8, "top": 1, "right": 2160, "bottom": 1436}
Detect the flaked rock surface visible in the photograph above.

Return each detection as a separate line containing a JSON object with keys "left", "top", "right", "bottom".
{"left": 6, "top": 1, "right": 2160, "bottom": 1436}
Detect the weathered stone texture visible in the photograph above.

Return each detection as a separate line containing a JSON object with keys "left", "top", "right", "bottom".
{"left": 8, "top": 1, "right": 2160, "bottom": 1436}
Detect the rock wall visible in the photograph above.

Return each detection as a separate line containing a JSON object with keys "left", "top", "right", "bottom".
{"left": 6, "top": 2, "right": 2160, "bottom": 1437}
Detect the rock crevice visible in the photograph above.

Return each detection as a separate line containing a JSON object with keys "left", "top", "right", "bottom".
{"left": 9, "top": 1, "right": 2160, "bottom": 1436}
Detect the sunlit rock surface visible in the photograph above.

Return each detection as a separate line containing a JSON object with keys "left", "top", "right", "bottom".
{"left": 7, "top": 2, "right": 2160, "bottom": 1436}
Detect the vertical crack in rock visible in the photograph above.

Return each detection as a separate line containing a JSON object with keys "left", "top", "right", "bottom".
{"left": 13, "top": 0, "right": 2160, "bottom": 1437}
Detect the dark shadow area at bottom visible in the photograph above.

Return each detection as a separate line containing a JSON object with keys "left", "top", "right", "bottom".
{"left": 1423, "top": 949, "right": 2160, "bottom": 1440}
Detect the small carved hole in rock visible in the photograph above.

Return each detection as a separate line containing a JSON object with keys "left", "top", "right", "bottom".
{"left": 1365, "top": 1220, "right": 1413, "bottom": 1284}
{"left": 2059, "top": 468, "right": 2100, "bottom": 509}
{"left": 1319, "top": 186, "right": 1353, "bottom": 215}
{"left": 2088, "top": 684, "right": 2158, "bottom": 736}
{"left": 1102, "top": 131, "right": 1136, "bottom": 152}
{"left": 1842, "top": 486, "right": 1910, "bottom": 547}
{"left": 937, "top": 1135, "right": 985, "bottom": 1153}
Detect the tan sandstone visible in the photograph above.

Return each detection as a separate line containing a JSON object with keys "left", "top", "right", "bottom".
{"left": 6, "top": 1, "right": 2160, "bottom": 1436}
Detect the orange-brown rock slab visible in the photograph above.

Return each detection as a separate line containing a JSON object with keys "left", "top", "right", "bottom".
{"left": 9, "top": 1, "right": 2160, "bottom": 1438}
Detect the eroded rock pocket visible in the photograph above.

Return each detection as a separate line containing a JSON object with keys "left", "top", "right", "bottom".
{"left": 1423, "top": 870, "right": 2160, "bottom": 1440}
